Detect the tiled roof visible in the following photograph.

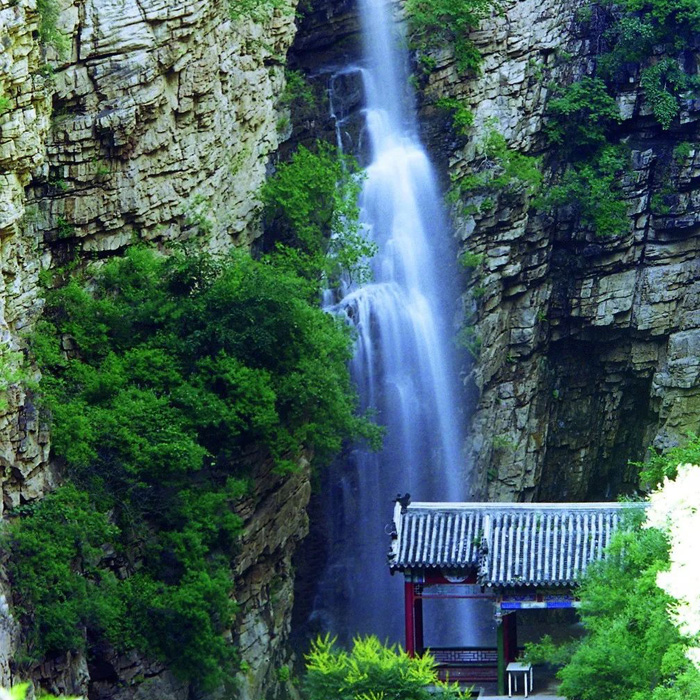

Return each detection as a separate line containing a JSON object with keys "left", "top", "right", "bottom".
{"left": 388, "top": 501, "right": 646, "bottom": 587}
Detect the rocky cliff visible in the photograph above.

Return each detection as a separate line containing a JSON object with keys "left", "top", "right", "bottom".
{"left": 414, "top": 0, "right": 700, "bottom": 501}
{"left": 0, "top": 0, "right": 308, "bottom": 696}
{"left": 3, "top": 0, "right": 700, "bottom": 694}
{"left": 288, "top": 0, "right": 700, "bottom": 505}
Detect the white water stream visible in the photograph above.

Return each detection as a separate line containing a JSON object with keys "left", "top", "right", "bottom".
{"left": 312, "top": 0, "right": 476, "bottom": 646}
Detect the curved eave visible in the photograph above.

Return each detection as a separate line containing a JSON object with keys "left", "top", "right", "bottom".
{"left": 484, "top": 579, "right": 581, "bottom": 588}
{"left": 389, "top": 561, "right": 478, "bottom": 570}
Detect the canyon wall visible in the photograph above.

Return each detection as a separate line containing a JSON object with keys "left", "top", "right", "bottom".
{"left": 0, "top": 0, "right": 308, "bottom": 696}
{"left": 414, "top": 0, "right": 700, "bottom": 501}
{"left": 3, "top": 0, "right": 700, "bottom": 694}
{"left": 288, "top": 0, "right": 700, "bottom": 507}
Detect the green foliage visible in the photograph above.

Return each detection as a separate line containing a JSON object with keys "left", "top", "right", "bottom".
{"left": 455, "top": 325, "right": 481, "bottom": 359}
{"left": 521, "top": 634, "right": 576, "bottom": 666}
{"left": 281, "top": 70, "right": 316, "bottom": 112}
{"left": 480, "top": 129, "right": 542, "bottom": 195}
{"left": 619, "top": 0, "right": 700, "bottom": 35}
{"left": 640, "top": 58, "right": 687, "bottom": 129}
{"left": 598, "top": 0, "right": 700, "bottom": 129}
{"left": 452, "top": 128, "right": 541, "bottom": 201}
{"left": 598, "top": 16, "right": 656, "bottom": 79}
{"left": 35, "top": 246, "right": 377, "bottom": 482}
{"left": 1, "top": 683, "right": 78, "bottom": 700}
{"left": 180, "top": 193, "right": 214, "bottom": 235}
{"left": 304, "top": 635, "right": 469, "bottom": 700}
{"left": 492, "top": 434, "right": 516, "bottom": 451}
{"left": 4, "top": 486, "right": 120, "bottom": 660}
{"left": 0, "top": 343, "right": 32, "bottom": 411}
{"left": 633, "top": 433, "right": 700, "bottom": 489}
{"left": 553, "top": 521, "right": 700, "bottom": 700}
{"left": 672, "top": 141, "right": 693, "bottom": 163}
{"left": 36, "top": 0, "right": 70, "bottom": 54}
{"left": 17, "top": 245, "right": 379, "bottom": 686}
{"left": 539, "top": 146, "right": 630, "bottom": 238}
{"left": 0, "top": 91, "right": 11, "bottom": 115}
{"left": 229, "top": 0, "right": 291, "bottom": 22}
{"left": 262, "top": 142, "right": 376, "bottom": 287}
{"left": 405, "top": 0, "right": 499, "bottom": 73}
{"left": 650, "top": 183, "right": 675, "bottom": 215}
{"left": 539, "top": 0, "right": 700, "bottom": 241}
{"left": 435, "top": 97, "right": 474, "bottom": 136}
{"left": 574, "top": 4, "right": 593, "bottom": 25}
{"left": 458, "top": 250, "right": 485, "bottom": 269}
{"left": 546, "top": 78, "right": 621, "bottom": 153}
{"left": 55, "top": 216, "right": 75, "bottom": 239}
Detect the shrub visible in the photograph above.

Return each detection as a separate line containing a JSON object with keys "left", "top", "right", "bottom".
{"left": 281, "top": 69, "right": 316, "bottom": 112}
{"left": 453, "top": 128, "right": 541, "bottom": 199}
{"left": 598, "top": 0, "right": 700, "bottom": 129}
{"left": 262, "top": 142, "right": 376, "bottom": 287}
{"left": 620, "top": 0, "right": 700, "bottom": 35}
{"left": 521, "top": 508, "right": 696, "bottom": 697}
{"left": 36, "top": 0, "right": 70, "bottom": 54}
{"left": 459, "top": 250, "right": 485, "bottom": 269}
{"left": 672, "top": 141, "right": 694, "bottom": 163}
{"left": 304, "top": 635, "right": 469, "bottom": 700}
{"left": 455, "top": 325, "right": 482, "bottom": 359}
{"left": 0, "top": 91, "right": 11, "bottom": 115}
{"left": 405, "top": 0, "right": 499, "bottom": 73}
{"left": 16, "top": 245, "right": 380, "bottom": 686}
{"left": 4, "top": 486, "right": 121, "bottom": 660}
{"left": 633, "top": 433, "right": 700, "bottom": 489}
{"left": 598, "top": 16, "right": 655, "bottom": 79}
{"left": 480, "top": 130, "right": 542, "bottom": 195}
{"left": 556, "top": 523, "right": 694, "bottom": 700}
{"left": 546, "top": 78, "right": 621, "bottom": 153}
{"left": 538, "top": 146, "right": 630, "bottom": 238}
{"left": 435, "top": 97, "right": 474, "bottom": 136}
{"left": 229, "top": 0, "right": 291, "bottom": 21}
{"left": 640, "top": 58, "right": 687, "bottom": 129}
{"left": 0, "top": 343, "right": 31, "bottom": 411}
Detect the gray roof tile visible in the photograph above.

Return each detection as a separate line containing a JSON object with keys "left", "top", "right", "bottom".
{"left": 388, "top": 501, "right": 646, "bottom": 587}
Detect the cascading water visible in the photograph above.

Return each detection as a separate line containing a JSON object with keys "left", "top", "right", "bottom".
{"left": 312, "top": 0, "right": 478, "bottom": 646}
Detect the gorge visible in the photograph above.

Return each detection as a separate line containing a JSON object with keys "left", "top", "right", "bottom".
{"left": 1, "top": 0, "right": 700, "bottom": 698}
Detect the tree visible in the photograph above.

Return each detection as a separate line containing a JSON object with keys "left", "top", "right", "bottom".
{"left": 532, "top": 459, "right": 700, "bottom": 700}
{"left": 647, "top": 463, "right": 700, "bottom": 673}
{"left": 9, "top": 246, "right": 380, "bottom": 687}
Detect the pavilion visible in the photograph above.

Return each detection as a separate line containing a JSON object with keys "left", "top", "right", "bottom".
{"left": 387, "top": 496, "right": 646, "bottom": 694}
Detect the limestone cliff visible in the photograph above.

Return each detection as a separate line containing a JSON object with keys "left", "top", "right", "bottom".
{"left": 415, "top": 0, "right": 700, "bottom": 501}
{"left": 0, "top": 0, "right": 308, "bottom": 696}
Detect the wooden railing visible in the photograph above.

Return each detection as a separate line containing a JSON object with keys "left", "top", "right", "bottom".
{"left": 429, "top": 647, "right": 499, "bottom": 684}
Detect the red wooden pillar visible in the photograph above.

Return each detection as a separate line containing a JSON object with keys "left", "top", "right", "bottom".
{"left": 415, "top": 594, "right": 424, "bottom": 653}
{"left": 404, "top": 581, "right": 416, "bottom": 656}
{"left": 503, "top": 611, "right": 518, "bottom": 664}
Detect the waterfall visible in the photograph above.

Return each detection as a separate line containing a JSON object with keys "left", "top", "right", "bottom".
{"left": 311, "top": 0, "right": 472, "bottom": 646}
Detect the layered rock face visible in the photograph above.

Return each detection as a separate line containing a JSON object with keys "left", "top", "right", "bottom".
{"left": 0, "top": 0, "right": 308, "bottom": 696}
{"left": 0, "top": 0, "right": 54, "bottom": 514}
{"left": 1, "top": 0, "right": 298, "bottom": 499}
{"left": 417, "top": 0, "right": 700, "bottom": 501}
